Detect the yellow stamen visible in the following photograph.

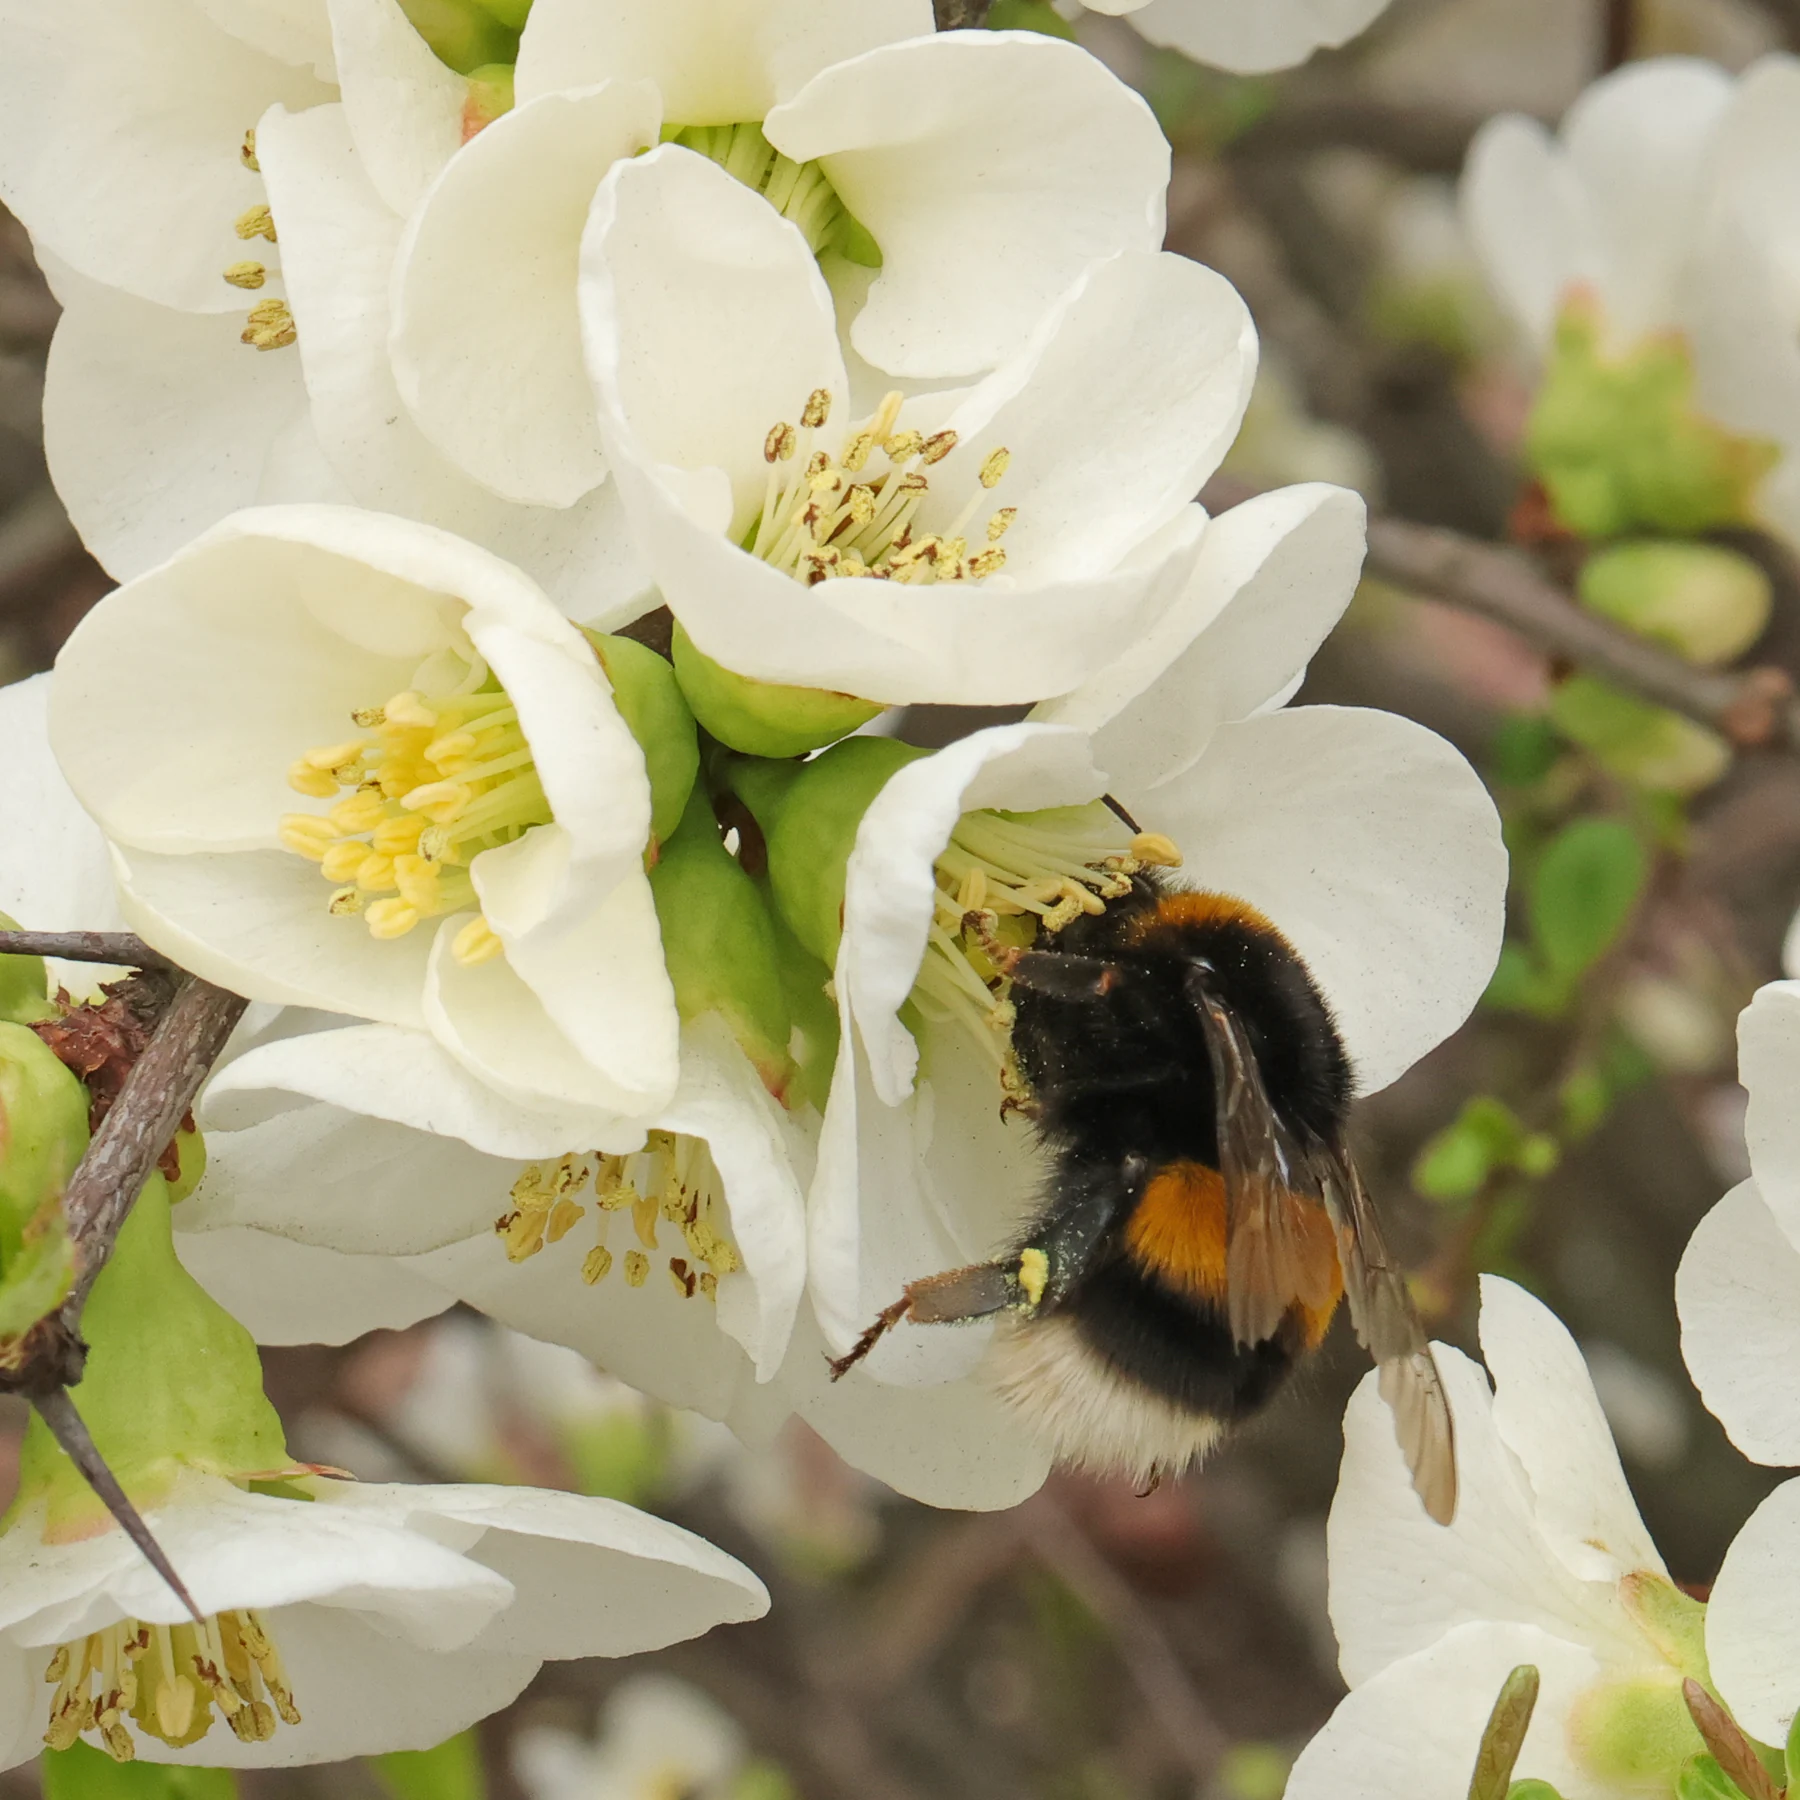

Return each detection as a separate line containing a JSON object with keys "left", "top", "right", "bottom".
{"left": 624, "top": 1250, "right": 650, "bottom": 1287}
{"left": 240, "top": 128, "right": 260, "bottom": 172}
{"left": 234, "top": 203, "right": 277, "bottom": 242}
{"left": 222, "top": 260, "right": 266, "bottom": 290}
{"left": 451, "top": 916, "right": 505, "bottom": 966}
{"left": 364, "top": 897, "right": 420, "bottom": 940}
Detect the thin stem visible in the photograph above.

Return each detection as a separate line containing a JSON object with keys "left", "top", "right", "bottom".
{"left": 1602, "top": 0, "right": 1635, "bottom": 72}
{"left": 0, "top": 929, "right": 176, "bottom": 971}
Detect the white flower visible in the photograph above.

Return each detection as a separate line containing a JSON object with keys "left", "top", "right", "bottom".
{"left": 2, "top": 1468, "right": 765, "bottom": 1769}
{"left": 1677, "top": 979, "right": 1800, "bottom": 1745}
{"left": 47, "top": 504, "right": 680, "bottom": 1123}
{"left": 1078, "top": 0, "right": 1391, "bottom": 74}
{"left": 1461, "top": 53, "right": 1800, "bottom": 540}
{"left": 1288, "top": 1277, "right": 1705, "bottom": 1800}
{"left": 515, "top": 1673, "right": 747, "bottom": 1800}
{"left": 580, "top": 144, "right": 1255, "bottom": 702}
{"left": 15, "top": 0, "right": 1168, "bottom": 619}
{"left": 808, "top": 483, "right": 1507, "bottom": 1395}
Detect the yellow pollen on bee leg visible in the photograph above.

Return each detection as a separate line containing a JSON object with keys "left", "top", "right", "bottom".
{"left": 222, "top": 260, "right": 266, "bottom": 290}
{"left": 1018, "top": 1247, "right": 1049, "bottom": 1309}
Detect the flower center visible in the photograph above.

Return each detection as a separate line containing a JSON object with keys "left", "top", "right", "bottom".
{"left": 748, "top": 388, "right": 1014, "bottom": 587}
{"left": 279, "top": 649, "right": 550, "bottom": 964}
{"left": 44, "top": 1608, "right": 299, "bottom": 1762}
{"left": 912, "top": 804, "right": 1183, "bottom": 1089}
{"left": 665, "top": 121, "right": 880, "bottom": 266}
{"left": 494, "top": 1134, "right": 744, "bottom": 1299}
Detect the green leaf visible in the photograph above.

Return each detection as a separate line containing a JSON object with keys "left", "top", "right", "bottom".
{"left": 373, "top": 1731, "right": 486, "bottom": 1800}
{"left": 43, "top": 1745, "right": 237, "bottom": 1800}
{"left": 985, "top": 0, "right": 1076, "bottom": 37}
{"left": 1677, "top": 1752, "right": 1753, "bottom": 1800}
{"left": 1489, "top": 713, "right": 1561, "bottom": 788}
{"left": 1483, "top": 943, "right": 1573, "bottom": 1018}
{"left": 1529, "top": 819, "right": 1648, "bottom": 980}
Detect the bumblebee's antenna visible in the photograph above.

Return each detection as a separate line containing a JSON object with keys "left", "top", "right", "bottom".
{"left": 1100, "top": 793, "right": 1143, "bottom": 833}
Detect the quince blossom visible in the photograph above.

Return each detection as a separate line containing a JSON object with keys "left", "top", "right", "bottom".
{"left": 48, "top": 504, "right": 681, "bottom": 1122}
{"left": 1079, "top": 0, "right": 1391, "bottom": 75}
{"left": 1289, "top": 1278, "right": 1715, "bottom": 1799}
{"left": 581, "top": 146, "right": 1256, "bottom": 702}
{"left": 1462, "top": 54, "right": 1800, "bottom": 543}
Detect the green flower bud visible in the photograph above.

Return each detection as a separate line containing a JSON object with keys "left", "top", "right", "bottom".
{"left": 585, "top": 630, "right": 702, "bottom": 853}
{"left": 1567, "top": 1672, "right": 1704, "bottom": 1786}
{"left": 396, "top": 0, "right": 519, "bottom": 74}
{"left": 462, "top": 60, "right": 515, "bottom": 132}
{"left": 671, "top": 623, "right": 884, "bottom": 759}
{"left": 0, "top": 1021, "right": 84, "bottom": 1347}
{"left": 1527, "top": 300, "right": 1779, "bottom": 539}
{"left": 771, "top": 908, "right": 839, "bottom": 1116}
{"left": 1506, "top": 1784, "right": 1567, "bottom": 1800}
{"left": 11, "top": 1172, "right": 291, "bottom": 1533}
{"left": 649, "top": 789, "right": 796, "bottom": 1099}
{"left": 759, "top": 737, "right": 927, "bottom": 966}
{"left": 1579, "top": 541, "right": 1772, "bottom": 667}
{"left": 1549, "top": 674, "right": 1729, "bottom": 794}
{"left": 0, "top": 909, "right": 52, "bottom": 1025}
{"left": 470, "top": 0, "right": 531, "bottom": 26}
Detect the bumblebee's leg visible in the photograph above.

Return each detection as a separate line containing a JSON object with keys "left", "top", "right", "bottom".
{"left": 826, "top": 1261, "right": 1026, "bottom": 1381}
{"left": 1008, "top": 950, "right": 1128, "bottom": 1003}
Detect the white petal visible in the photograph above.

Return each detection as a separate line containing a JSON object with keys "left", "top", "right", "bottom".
{"left": 1459, "top": 113, "right": 1596, "bottom": 350}
{"left": 1739, "top": 981, "right": 1800, "bottom": 1241}
{"left": 0, "top": 675, "right": 123, "bottom": 944}
{"left": 1706, "top": 1475, "right": 1800, "bottom": 1745}
{"left": 1113, "top": 0, "right": 1391, "bottom": 74}
{"left": 193, "top": 0, "right": 335, "bottom": 79}
{"left": 345, "top": 1482, "right": 768, "bottom": 1656}
{"left": 765, "top": 33, "right": 1167, "bottom": 378}
{"left": 408, "top": 1227, "right": 760, "bottom": 1420}
{"left": 203, "top": 1023, "right": 647, "bottom": 1158}
{"left": 326, "top": 0, "right": 464, "bottom": 219}
{"left": 1677, "top": 1181, "right": 1800, "bottom": 1464}
{"left": 1285, "top": 1621, "right": 1604, "bottom": 1800}
{"left": 843, "top": 723, "right": 1105, "bottom": 1105}
{"left": 1036, "top": 484, "right": 1367, "bottom": 793}
{"left": 782, "top": 1307, "right": 1052, "bottom": 1511}
{"left": 1561, "top": 58, "right": 1735, "bottom": 342}
{"left": 182, "top": 1100, "right": 518, "bottom": 1254}
{"left": 1135, "top": 706, "right": 1506, "bottom": 1096}
{"left": 393, "top": 84, "right": 662, "bottom": 508}
{"left": 657, "top": 1016, "right": 810, "bottom": 1379}
{"left": 934, "top": 252, "right": 1256, "bottom": 583}
{"left": 175, "top": 1219, "right": 450, "bottom": 1344}
{"left": 1327, "top": 1341, "right": 1640, "bottom": 1686}
{"left": 257, "top": 102, "right": 651, "bottom": 617}
{"left": 581, "top": 144, "right": 847, "bottom": 537}
{"left": 513, "top": 0, "right": 933, "bottom": 117}
{"left": 0, "top": 0, "right": 330, "bottom": 312}
{"left": 1477, "top": 1274, "right": 1666, "bottom": 1585}
{"left": 43, "top": 266, "right": 329, "bottom": 582}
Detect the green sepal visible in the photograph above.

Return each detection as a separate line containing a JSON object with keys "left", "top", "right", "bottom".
{"left": 164, "top": 1127, "right": 206, "bottom": 1207}
{"left": 1505, "top": 1785, "right": 1567, "bottom": 1800}
{"left": 759, "top": 737, "right": 928, "bottom": 966}
{"left": 396, "top": 0, "right": 519, "bottom": 72}
{"left": 0, "top": 910, "right": 52, "bottom": 1025}
{"left": 671, "top": 623, "right": 883, "bottom": 759}
{"left": 43, "top": 1742, "right": 238, "bottom": 1799}
{"left": 1676, "top": 1754, "right": 1746, "bottom": 1800}
{"left": 10, "top": 1173, "right": 290, "bottom": 1534}
{"left": 649, "top": 789, "right": 795, "bottom": 1100}
{"left": 0, "top": 1021, "right": 85, "bottom": 1347}
{"left": 1567, "top": 1673, "right": 1705, "bottom": 1786}
{"left": 462, "top": 61, "right": 515, "bottom": 132}
{"left": 1527, "top": 299, "right": 1779, "bottom": 538}
{"left": 1786, "top": 1704, "right": 1800, "bottom": 1792}
{"left": 468, "top": 0, "right": 530, "bottom": 28}
{"left": 1619, "top": 1573, "right": 1711, "bottom": 1684}
{"left": 585, "top": 630, "right": 702, "bottom": 852}
{"left": 373, "top": 1731, "right": 486, "bottom": 1800}
{"left": 1551, "top": 675, "right": 1729, "bottom": 795}
{"left": 1578, "top": 541, "right": 1771, "bottom": 667}
{"left": 768, "top": 907, "right": 839, "bottom": 1116}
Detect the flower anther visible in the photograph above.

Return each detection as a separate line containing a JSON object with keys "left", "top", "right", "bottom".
{"left": 45, "top": 1608, "right": 299, "bottom": 1762}
{"left": 749, "top": 389, "right": 1014, "bottom": 588}
{"left": 279, "top": 651, "right": 551, "bottom": 961}
{"left": 493, "top": 1135, "right": 743, "bottom": 1303}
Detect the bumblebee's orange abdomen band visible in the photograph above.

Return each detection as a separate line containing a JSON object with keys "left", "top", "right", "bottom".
{"left": 1125, "top": 1160, "right": 1345, "bottom": 1346}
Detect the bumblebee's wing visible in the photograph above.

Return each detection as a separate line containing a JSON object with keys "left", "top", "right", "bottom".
{"left": 1314, "top": 1145, "right": 1458, "bottom": 1526}
{"left": 1190, "top": 979, "right": 1341, "bottom": 1349}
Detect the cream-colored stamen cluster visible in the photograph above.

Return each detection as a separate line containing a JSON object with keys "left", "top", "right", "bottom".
{"left": 494, "top": 1135, "right": 743, "bottom": 1300}
{"left": 228, "top": 132, "right": 294, "bottom": 349}
{"left": 913, "top": 805, "right": 1182, "bottom": 1082}
{"left": 45, "top": 1609, "right": 299, "bottom": 1761}
{"left": 749, "top": 388, "right": 1015, "bottom": 587}
{"left": 280, "top": 656, "right": 550, "bottom": 961}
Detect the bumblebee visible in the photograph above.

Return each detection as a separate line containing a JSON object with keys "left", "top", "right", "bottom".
{"left": 829, "top": 868, "right": 1457, "bottom": 1524}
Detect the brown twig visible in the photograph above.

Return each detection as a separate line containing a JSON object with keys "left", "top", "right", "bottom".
{"left": 1200, "top": 475, "right": 1800, "bottom": 755}
{"left": 1602, "top": 0, "right": 1636, "bottom": 71}
{"left": 0, "top": 929, "right": 176, "bottom": 971}
{"left": 934, "top": 0, "right": 992, "bottom": 25}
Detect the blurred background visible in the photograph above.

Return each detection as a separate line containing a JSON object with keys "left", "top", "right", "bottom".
{"left": 3, "top": 0, "right": 1796, "bottom": 1793}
